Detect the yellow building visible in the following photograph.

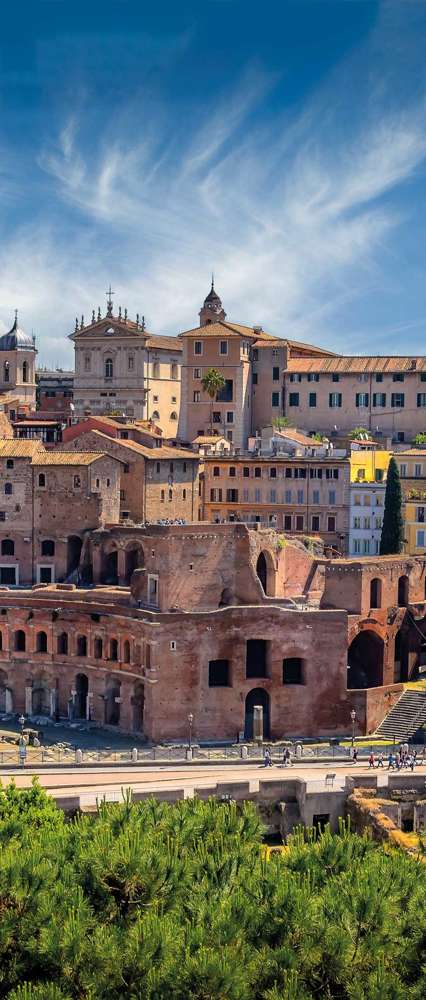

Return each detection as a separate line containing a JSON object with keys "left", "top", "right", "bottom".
{"left": 349, "top": 448, "right": 391, "bottom": 483}
{"left": 393, "top": 450, "right": 426, "bottom": 555}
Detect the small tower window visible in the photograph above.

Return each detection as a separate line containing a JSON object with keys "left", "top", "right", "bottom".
{"left": 4, "top": 362, "right": 9, "bottom": 383}
{"left": 38, "top": 473, "right": 46, "bottom": 488}
{"left": 105, "top": 358, "right": 113, "bottom": 378}
{"left": 22, "top": 360, "right": 28, "bottom": 383}
{"left": 84, "top": 355, "right": 91, "bottom": 372}
{"left": 4, "top": 483, "right": 12, "bottom": 496}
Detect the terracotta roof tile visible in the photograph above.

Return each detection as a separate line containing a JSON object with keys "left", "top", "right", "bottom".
{"left": 145, "top": 335, "right": 182, "bottom": 352}
{"left": 68, "top": 429, "right": 197, "bottom": 462}
{"left": 274, "top": 427, "right": 318, "bottom": 447}
{"left": 286, "top": 356, "right": 426, "bottom": 374}
{"left": 0, "top": 440, "right": 45, "bottom": 457}
{"left": 32, "top": 452, "right": 108, "bottom": 466}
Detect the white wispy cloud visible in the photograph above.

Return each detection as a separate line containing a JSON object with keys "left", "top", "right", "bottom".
{"left": 1, "top": 13, "right": 426, "bottom": 366}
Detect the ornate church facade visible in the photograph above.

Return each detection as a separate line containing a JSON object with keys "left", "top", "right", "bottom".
{"left": 0, "top": 312, "right": 37, "bottom": 412}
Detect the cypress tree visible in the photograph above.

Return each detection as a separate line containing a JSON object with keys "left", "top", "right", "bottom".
{"left": 380, "top": 456, "right": 404, "bottom": 554}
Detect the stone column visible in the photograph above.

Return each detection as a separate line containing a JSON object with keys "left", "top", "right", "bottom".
{"left": 253, "top": 705, "right": 264, "bottom": 742}
{"left": 25, "top": 686, "right": 32, "bottom": 715}
{"left": 92, "top": 547, "right": 102, "bottom": 584}
{"left": 119, "top": 684, "right": 132, "bottom": 731}
{"left": 86, "top": 691, "right": 93, "bottom": 721}
{"left": 117, "top": 548, "right": 127, "bottom": 587}
{"left": 5, "top": 689, "right": 12, "bottom": 713}
{"left": 50, "top": 688, "right": 57, "bottom": 719}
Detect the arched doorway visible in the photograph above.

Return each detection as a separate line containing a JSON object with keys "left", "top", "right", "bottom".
{"left": 32, "top": 678, "right": 50, "bottom": 716}
{"left": 75, "top": 673, "right": 88, "bottom": 719}
{"left": 256, "top": 551, "right": 275, "bottom": 596}
{"left": 125, "top": 545, "right": 144, "bottom": 585}
{"left": 101, "top": 547, "right": 118, "bottom": 585}
{"left": 244, "top": 688, "right": 270, "bottom": 740}
{"left": 104, "top": 679, "right": 121, "bottom": 725}
{"left": 398, "top": 575, "right": 409, "bottom": 607}
{"left": 132, "top": 683, "right": 144, "bottom": 732}
{"left": 347, "top": 631, "right": 384, "bottom": 689}
{"left": 67, "top": 536, "right": 82, "bottom": 577}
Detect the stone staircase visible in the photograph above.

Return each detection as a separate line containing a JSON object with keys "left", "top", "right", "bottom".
{"left": 375, "top": 690, "right": 426, "bottom": 741}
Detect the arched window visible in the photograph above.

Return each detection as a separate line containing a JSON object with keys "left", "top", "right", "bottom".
{"left": 109, "top": 638, "right": 118, "bottom": 661}
{"left": 22, "top": 360, "right": 28, "bottom": 383}
{"left": 0, "top": 631, "right": 3, "bottom": 651}
{"left": 152, "top": 410, "right": 160, "bottom": 420}
{"left": 4, "top": 362, "right": 9, "bottom": 383}
{"left": 398, "top": 575, "right": 409, "bottom": 607}
{"left": 123, "top": 640, "right": 130, "bottom": 663}
{"left": 4, "top": 483, "right": 12, "bottom": 496}
{"left": 38, "top": 473, "right": 46, "bottom": 488}
{"left": 57, "top": 632, "right": 68, "bottom": 655}
{"left": 171, "top": 362, "right": 178, "bottom": 380}
{"left": 94, "top": 637, "right": 103, "bottom": 659}
{"left": 41, "top": 539, "right": 55, "bottom": 557}
{"left": 36, "top": 631, "right": 48, "bottom": 653}
{"left": 14, "top": 630, "right": 26, "bottom": 652}
{"left": 170, "top": 411, "right": 178, "bottom": 421}
{"left": 77, "top": 635, "right": 87, "bottom": 657}
{"left": 105, "top": 358, "right": 113, "bottom": 379}
{"left": 1, "top": 539, "right": 14, "bottom": 556}
{"left": 370, "top": 578, "right": 382, "bottom": 609}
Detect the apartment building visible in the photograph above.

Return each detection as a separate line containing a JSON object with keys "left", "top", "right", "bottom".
{"left": 348, "top": 448, "right": 390, "bottom": 556}
{"left": 394, "top": 450, "right": 426, "bottom": 556}
{"left": 283, "top": 356, "right": 426, "bottom": 442}
{"left": 37, "top": 369, "right": 74, "bottom": 421}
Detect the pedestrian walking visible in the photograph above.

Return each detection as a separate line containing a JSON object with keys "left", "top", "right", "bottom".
{"left": 368, "top": 752, "right": 375, "bottom": 769}
{"left": 387, "top": 753, "right": 394, "bottom": 770}
{"left": 352, "top": 748, "right": 358, "bottom": 764}
{"left": 263, "top": 747, "right": 273, "bottom": 767}
{"left": 377, "top": 753, "right": 384, "bottom": 768}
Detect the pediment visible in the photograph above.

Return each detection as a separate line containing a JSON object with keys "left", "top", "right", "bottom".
{"left": 70, "top": 319, "right": 148, "bottom": 342}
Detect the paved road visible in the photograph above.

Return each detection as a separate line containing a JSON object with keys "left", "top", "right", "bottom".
{"left": 3, "top": 760, "right": 424, "bottom": 802}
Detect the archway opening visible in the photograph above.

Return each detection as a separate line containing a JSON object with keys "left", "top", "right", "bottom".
{"left": 398, "top": 575, "right": 409, "bottom": 607}
{"left": 32, "top": 678, "right": 50, "bottom": 716}
{"left": 347, "top": 631, "right": 384, "bottom": 689}
{"left": 36, "top": 631, "right": 48, "bottom": 653}
{"left": 57, "top": 632, "right": 68, "bottom": 655}
{"left": 244, "top": 688, "right": 270, "bottom": 740}
{"left": 256, "top": 552, "right": 268, "bottom": 593}
{"left": 67, "top": 535, "right": 82, "bottom": 577}
{"left": 14, "top": 630, "right": 26, "bottom": 652}
{"left": 104, "top": 679, "right": 121, "bottom": 725}
{"left": 125, "top": 545, "right": 144, "bottom": 585}
{"left": 123, "top": 640, "right": 131, "bottom": 664}
{"left": 101, "top": 547, "right": 118, "bottom": 585}
{"left": 370, "top": 578, "right": 382, "bottom": 609}
{"left": 75, "top": 673, "right": 89, "bottom": 719}
{"left": 132, "top": 682, "right": 144, "bottom": 732}
{"left": 394, "top": 628, "right": 409, "bottom": 683}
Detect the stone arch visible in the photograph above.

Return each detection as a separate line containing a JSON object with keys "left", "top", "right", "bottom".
{"left": 104, "top": 678, "right": 121, "bottom": 726}
{"left": 36, "top": 631, "right": 48, "bottom": 653}
{"left": 244, "top": 688, "right": 270, "bottom": 740}
{"left": 398, "top": 574, "right": 409, "bottom": 607}
{"left": 256, "top": 550, "right": 275, "bottom": 597}
{"left": 76, "top": 635, "right": 87, "bottom": 657}
{"left": 109, "top": 638, "right": 118, "bottom": 661}
{"left": 370, "top": 577, "right": 382, "bottom": 609}
{"left": 101, "top": 542, "right": 118, "bottom": 585}
{"left": 125, "top": 543, "right": 144, "bottom": 585}
{"left": 123, "top": 639, "right": 131, "bottom": 664}
{"left": 14, "top": 629, "right": 26, "bottom": 652}
{"left": 32, "top": 675, "right": 50, "bottom": 716}
{"left": 347, "top": 630, "right": 384, "bottom": 689}
{"left": 75, "top": 673, "right": 88, "bottom": 719}
{"left": 57, "top": 632, "right": 68, "bottom": 655}
{"left": 132, "top": 682, "right": 144, "bottom": 732}
{"left": 67, "top": 535, "right": 82, "bottom": 577}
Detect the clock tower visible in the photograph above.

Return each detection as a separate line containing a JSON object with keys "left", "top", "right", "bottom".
{"left": 199, "top": 278, "right": 226, "bottom": 326}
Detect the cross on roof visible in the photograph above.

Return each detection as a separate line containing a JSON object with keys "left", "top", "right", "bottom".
{"left": 106, "top": 284, "right": 115, "bottom": 316}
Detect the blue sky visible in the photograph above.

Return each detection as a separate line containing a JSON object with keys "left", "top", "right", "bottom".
{"left": 1, "top": 1, "right": 426, "bottom": 365}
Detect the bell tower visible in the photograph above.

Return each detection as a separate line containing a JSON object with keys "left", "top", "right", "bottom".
{"left": 199, "top": 278, "right": 226, "bottom": 326}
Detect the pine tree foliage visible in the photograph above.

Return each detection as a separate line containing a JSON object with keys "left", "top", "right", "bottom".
{"left": 380, "top": 456, "right": 404, "bottom": 554}
{"left": 0, "top": 782, "right": 426, "bottom": 998}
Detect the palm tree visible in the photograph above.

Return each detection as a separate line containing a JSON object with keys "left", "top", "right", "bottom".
{"left": 201, "top": 367, "right": 226, "bottom": 436}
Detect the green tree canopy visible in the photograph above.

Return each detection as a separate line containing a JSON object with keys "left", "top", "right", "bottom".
{"left": 201, "top": 368, "right": 226, "bottom": 435}
{"left": 413, "top": 432, "right": 426, "bottom": 446}
{"left": 380, "top": 456, "right": 404, "bottom": 555}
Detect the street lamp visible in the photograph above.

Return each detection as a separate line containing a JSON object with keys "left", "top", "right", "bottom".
{"left": 350, "top": 709, "right": 356, "bottom": 748}
{"left": 18, "top": 715, "right": 25, "bottom": 740}
{"left": 188, "top": 712, "right": 194, "bottom": 751}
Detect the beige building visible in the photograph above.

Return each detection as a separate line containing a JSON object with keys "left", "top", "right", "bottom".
{"left": 70, "top": 294, "right": 181, "bottom": 437}
{"left": 0, "top": 312, "right": 37, "bottom": 411}
{"left": 283, "top": 356, "right": 426, "bottom": 444}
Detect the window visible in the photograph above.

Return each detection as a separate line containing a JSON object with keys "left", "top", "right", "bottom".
{"left": 374, "top": 517, "right": 382, "bottom": 530}
{"left": 353, "top": 539, "right": 361, "bottom": 554}
{"left": 312, "top": 490, "right": 320, "bottom": 504}
{"left": 311, "top": 514, "right": 320, "bottom": 530}
{"left": 105, "top": 358, "right": 113, "bottom": 378}
{"left": 254, "top": 488, "right": 261, "bottom": 502}
{"left": 329, "top": 393, "right": 342, "bottom": 407}
{"left": 364, "top": 516, "right": 371, "bottom": 529}
{"left": 282, "top": 657, "right": 304, "bottom": 684}
{"left": 295, "top": 515, "right": 304, "bottom": 530}
{"left": 415, "top": 464, "right": 422, "bottom": 477}
{"left": 308, "top": 373, "right": 319, "bottom": 382}
{"left": 393, "top": 373, "right": 404, "bottom": 382}
{"left": 123, "top": 463, "right": 130, "bottom": 475}
{"left": 375, "top": 373, "right": 383, "bottom": 382}
{"left": 373, "top": 393, "right": 386, "bottom": 407}
{"left": 73, "top": 476, "right": 81, "bottom": 489}
{"left": 254, "top": 467, "right": 262, "bottom": 478}
{"left": 326, "top": 468, "right": 339, "bottom": 480}
{"left": 226, "top": 489, "right": 238, "bottom": 502}
{"left": 243, "top": 467, "right": 250, "bottom": 478}
{"left": 213, "top": 466, "right": 220, "bottom": 477}
{"left": 109, "top": 638, "right": 118, "bottom": 661}
{"left": 270, "top": 489, "right": 276, "bottom": 502}
{"left": 309, "top": 392, "right": 317, "bottom": 407}
{"left": 271, "top": 391, "right": 280, "bottom": 407}
{"left": 229, "top": 466, "right": 236, "bottom": 477}
{"left": 6, "top": 459, "right": 13, "bottom": 470}
{"left": 193, "top": 391, "right": 200, "bottom": 402}
{"left": 417, "top": 393, "right": 426, "bottom": 407}
{"left": 417, "top": 506, "right": 425, "bottom": 523}
{"left": 14, "top": 630, "right": 26, "bottom": 652}
{"left": 356, "top": 393, "right": 369, "bottom": 407}
{"left": 310, "top": 468, "right": 322, "bottom": 479}
{"left": 22, "top": 361, "right": 28, "bottom": 383}
{"left": 327, "top": 515, "right": 336, "bottom": 532}
{"left": 226, "top": 411, "right": 234, "bottom": 423}
{"left": 417, "top": 530, "right": 425, "bottom": 547}
{"left": 171, "top": 363, "right": 178, "bottom": 379}
{"left": 1, "top": 539, "right": 14, "bottom": 555}
{"left": 331, "top": 373, "right": 340, "bottom": 382}
{"left": 391, "top": 393, "right": 405, "bottom": 408}
{"left": 94, "top": 637, "right": 103, "bottom": 659}
{"left": 246, "top": 639, "right": 268, "bottom": 679}
{"left": 217, "top": 379, "right": 233, "bottom": 402}
{"left": 194, "top": 341, "right": 203, "bottom": 355}
{"left": 128, "top": 355, "right": 134, "bottom": 371}
{"left": 208, "top": 659, "right": 230, "bottom": 686}
{"left": 153, "top": 394, "right": 159, "bottom": 403}
{"left": 354, "top": 494, "right": 361, "bottom": 506}
{"left": 219, "top": 341, "right": 228, "bottom": 355}
{"left": 269, "top": 467, "right": 277, "bottom": 479}
{"left": 252, "top": 372, "right": 258, "bottom": 385}
{"left": 421, "top": 373, "right": 426, "bottom": 382}
{"left": 41, "top": 539, "right": 55, "bottom": 556}
{"left": 363, "top": 539, "right": 370, "bottom": 554}
{"left": 193, "top": 368, "right": 201, "bottom": 379}
{"left": 77, "top": 635, "right": 87, "bottom": 656}
{"left": 84, "top": 355, "right": 91, "bottom": 371}
{"left": 57, "top": 632, "right": 68, "bottom": 655}
{"left": 3, "top": 362, "right": 9, "bottom": 383}
{"left": 353, "top": 516, "right": 361, "bottom": 529}
{"left": 284, "top": 514, "right": 292, "bottom": 530}
{"left": 36, "top": 631, "right": 48, "bottom": 653}
{"left": 297, "top": 489, "right": 304, "bottom": 503}
{"left": 272, "top": 366, "right": 279, "bottom": 381}
{"left": 289, "top": 373, "right": 302, "bottom": 383}
{"left": 170, "top": 411, "right": 178, "bottom": 421}
{"left": 285, "top": 490, "right": 291, "bottom": 503}
{"left": 328, "top": 490, "right": 336, "bottom": 504}
{"left": 288, "top": 392, "right": 299, "bottom": 406}
{"left": 399, "top": 464, "right": 407, "bottom": 477}
{"left": 4, "top": 483, "right": 12, "bottom": 495}
{"left": 148, "top": 574, "right": 158, "bottom": 605}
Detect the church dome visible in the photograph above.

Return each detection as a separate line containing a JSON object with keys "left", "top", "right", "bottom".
{"left": 0, "top": 313, "right": 35, "bottom": 352}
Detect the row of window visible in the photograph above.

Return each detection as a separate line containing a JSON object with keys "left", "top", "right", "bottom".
{"left": 0, "top": 539, "right": 55, "bottom": 557}
{"left": 208, "top": 655, "right": 305, "bottom": 687}
{"left": 7, "top": 629, "right": 133, "bottom": 661}
{"left": 193, "top": 340, "right": 250, "bottom": 357}
{"left": 287, "top": 391, "right": 420, "bottom": 408}
{"left": 353, "top": 494, "right": 383, "bottom": 506}
{"left": 352, "top": 516, "right": 383, "bottom": 530}
{"left": 210, "top": 488, "right": 337, "bottom": 505}
{"left": 2, "top": 361, "right": 30, "bottom": 384}
{"left": 351, "top": 540, "right": 380, "bottom": 555}
{"left": 289, "top": 372, "right": 425, "bottom": 383}
{"left": 212, "top": 465, "right": 340, "bottom": 480}
{"left": 84, "top": 355, "right": 179, "bottom": 380}
{"left": 214, "top": 511, "right": 338, "bottom": 533}
{"left": 399, "top": 464, "right": 424, "bottom": 478}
